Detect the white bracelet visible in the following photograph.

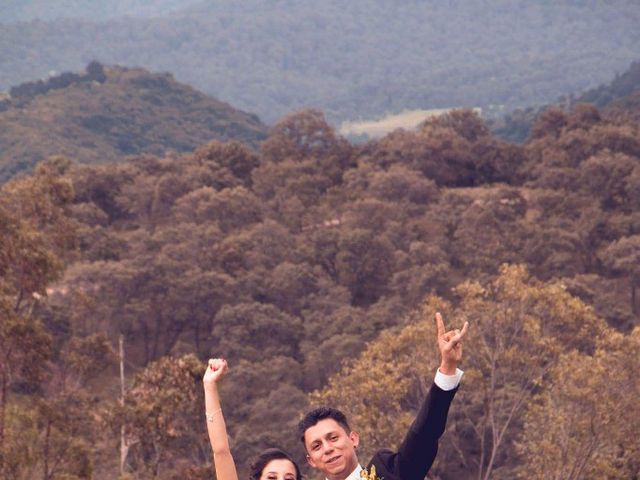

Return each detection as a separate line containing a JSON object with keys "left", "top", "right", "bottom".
{"left": 205, "top": 408, "right": 222, "bottom": 422}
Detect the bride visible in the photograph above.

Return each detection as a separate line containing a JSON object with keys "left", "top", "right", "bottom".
{"left": 203, "top": 358, "right": 302, "bottom": 480}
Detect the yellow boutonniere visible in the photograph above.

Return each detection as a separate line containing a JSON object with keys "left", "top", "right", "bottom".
{"left": 360, "top": 465, "right": 382, "bottom": 480}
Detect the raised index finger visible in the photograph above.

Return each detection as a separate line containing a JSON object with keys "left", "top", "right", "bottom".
{"left": 435, "top": 312, "right": 446, "bottom": 337}
{"left": 459, "top": 321, "right": 469, "bottom": 339}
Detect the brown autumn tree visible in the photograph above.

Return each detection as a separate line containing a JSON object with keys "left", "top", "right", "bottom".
{"left": 516, "top": 327, "right": 640, "bottom": 480}
{"left": 211, "top": 302, "right": 303, "bottom": 362}
{"left": 311, "top": 265, "right": 608, "bottom": 480}
{"left": 369, "top": 123, "right": 476, "bottom": 186}
{"left": 451, "top": 187, "right": 528, "bottom": 275}
{"left": 111, "top": 354, "right": 206, "bottom": 479}
{"left": 334, "top": 228, "right": 395, "bottom": 306}
{"left": 260, "top": 109, "right": 353, "bottom": 184}
{"left": 0, "top": 158, "right": 92, "bottom": 479}
{"left": 25, "top": 334, "right": 115, "bottom": 480}
{"left": 192, "top": 140, "right": 259, "bottom": 187}
{"left": 600, "top": 234, "right": 640, "bottom": 315}
{"left": 528, "top": 106, "right": 568, "bottom": 140}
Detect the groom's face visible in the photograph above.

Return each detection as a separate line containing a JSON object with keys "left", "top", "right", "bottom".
{"left": 303, "top": 418, "right": 360, "bottom": 480}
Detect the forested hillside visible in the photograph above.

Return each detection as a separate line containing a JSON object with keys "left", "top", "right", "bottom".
{"left": 1, "top": 0, "right": 639, "bottom": 123}
{"left": 0, "top": 63, "right": 267, "bottom": 182}
{"left": 2, "top": 98, "right": 639, "bottom": 479}
{"left": 494, "top": 60, "right": 640, "bottom": 143}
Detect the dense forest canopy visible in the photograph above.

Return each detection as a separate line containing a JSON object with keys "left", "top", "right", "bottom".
{"left": 1, "top": 0, "right": 639, "bottom": 123}
{"left": 0, "top": 63, "right": 267, "bottom": 182}
{"left": 1, "top": 91, "right": 639, "bottom": 478}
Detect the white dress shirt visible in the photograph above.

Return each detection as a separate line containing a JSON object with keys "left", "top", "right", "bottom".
{"left": 434, "top": 367, "right": 464, "bottom": 391}
{"left": 344, "top": 464, "right": 363, "bottom": 480}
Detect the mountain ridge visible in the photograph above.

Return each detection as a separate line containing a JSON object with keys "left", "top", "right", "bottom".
{"left": 2, "top": 1, "right": 639, "bottom": 123}
{"left": 0, "top": 63, "right": 267, "bottom": 182}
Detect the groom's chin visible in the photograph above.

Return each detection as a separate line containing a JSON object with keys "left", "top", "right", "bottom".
{"left": 326, "top": 457, "right": 352, "bottom": 477}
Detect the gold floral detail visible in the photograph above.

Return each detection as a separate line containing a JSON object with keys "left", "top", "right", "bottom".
{"left": 360, "top": 465, "right": 382, "bottom": 480}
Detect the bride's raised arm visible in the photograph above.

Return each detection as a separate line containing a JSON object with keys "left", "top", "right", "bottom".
{"left": 203, "top": 358, "right": 239, "bottom": 480}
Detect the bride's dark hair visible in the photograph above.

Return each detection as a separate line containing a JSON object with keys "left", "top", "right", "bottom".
{"left": 249, "top": 448, "right": 302, "bottom": 480}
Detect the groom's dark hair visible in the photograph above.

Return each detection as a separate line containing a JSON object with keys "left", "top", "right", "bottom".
{"left": 298, "top": 406, "right": 351, "bottom": 444}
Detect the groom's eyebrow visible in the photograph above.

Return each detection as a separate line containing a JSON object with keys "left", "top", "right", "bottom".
{"left": 310, "top": 434, "right": 330, "bottom": 448}
{"left": 323, "top": 430, "right": 339, "bottom": 440}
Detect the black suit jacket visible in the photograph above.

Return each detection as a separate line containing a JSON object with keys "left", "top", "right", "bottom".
{"left": 365, "top": 383, "right": 458, "bottom": 480}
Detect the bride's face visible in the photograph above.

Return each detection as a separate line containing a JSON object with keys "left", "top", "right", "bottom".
{"left": 260, "top": 459, "right": 297, "bottom": 480}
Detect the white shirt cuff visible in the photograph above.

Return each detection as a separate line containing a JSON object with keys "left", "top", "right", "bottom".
{"left": 434, "top": 368, "right": 464, "bottom": 391}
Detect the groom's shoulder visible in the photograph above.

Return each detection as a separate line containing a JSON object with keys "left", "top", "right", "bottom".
{"left": 366, "top": 449, "right": 399, "bottom": 480}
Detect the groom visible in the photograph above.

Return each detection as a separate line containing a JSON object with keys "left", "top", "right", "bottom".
{"left": 298, "top": 312, "right": 467, "bottom": 480}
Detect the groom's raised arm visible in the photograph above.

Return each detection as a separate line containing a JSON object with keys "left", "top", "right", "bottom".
{"left": 369, "top": 312, "right": 468, "bottom": 480}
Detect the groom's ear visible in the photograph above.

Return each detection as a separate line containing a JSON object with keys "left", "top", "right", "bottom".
{"left": 306, "top": 453, "right": 317, "bottom": 468}
{"left": 350, "top": 431, "right": 360, "bottom": 448}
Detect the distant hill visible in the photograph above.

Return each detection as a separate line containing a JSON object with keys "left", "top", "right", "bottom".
{"left": 1, "top": 0, "right": 202, "bottom": 23}
{"left": 579, "top": 61, "right": 640, "bottom": 109}
{"left": 1, "top": 1, "right": 639, "bottom": 124}
{"left": 493, "top": 60, "right": 640, "bottom": 143}
{"left": 605, "top": 90, "right": 640, "bottom": 125}
{"left": 0, "top": 63, "right": 267, "bottom": 182}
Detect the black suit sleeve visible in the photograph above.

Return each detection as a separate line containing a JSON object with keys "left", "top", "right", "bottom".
{"left": 367, "top": 383, "right": 458, "bottom": 480}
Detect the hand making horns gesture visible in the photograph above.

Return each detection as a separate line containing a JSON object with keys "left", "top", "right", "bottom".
{"left": 436, "top": 312, "right": 468, "bottom": 375}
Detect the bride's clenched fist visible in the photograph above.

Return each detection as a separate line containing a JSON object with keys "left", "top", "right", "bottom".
{"left": 203, "top": 358, "right": 228, "bottom": 387}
